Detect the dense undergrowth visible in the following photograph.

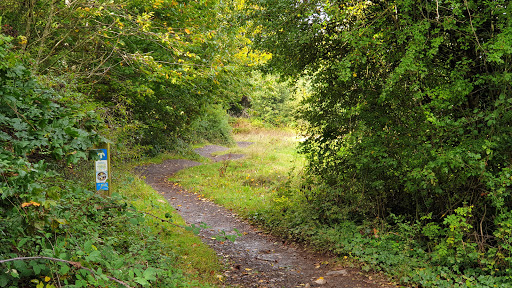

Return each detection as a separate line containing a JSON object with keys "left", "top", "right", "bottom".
{"left": 264, "top": 186, "right": 512, "bottom": 287}
{"left": 1, "top": 158, "right": 222, "bottom": 287}
{"left": 1, "top": 184, "right": 220, "bottom": 287}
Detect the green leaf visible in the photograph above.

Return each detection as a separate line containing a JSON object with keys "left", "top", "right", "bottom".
{"left": 143, "top": 267, "right": 157, "bottom": 281}
{"left": 59, "top": 263, "right": 70, "bottom": 275}
{"left": 30, "top": 260, "right": 43, "bottom": 275}
{"left": 17, "top": 238, "right": 29, "bottom": 249}
{"left": 0, "top": 275, "right": 9, "bottom": 288}
{"left": 10, "top": 118, "right": 28, "bottom": 131}
{"left": 85, "top": 250, "right": 101, "bottom": 262}
{"left": 134, "top": 277, "right": 150, "bottom": 286}
{"left": 84, "top": 240, "right": 94, "bottom": 253}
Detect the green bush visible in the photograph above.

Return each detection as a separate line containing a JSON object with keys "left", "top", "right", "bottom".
{"left": 1, "top": 187, "right": 214, "bottom": 287}
{"left": 250, "top": 0, "right": 512, "bottom": 284}
{"left": 187, "top": 104, "right": 234, "bottom": 146}
{"left": 244, "top": 71, "right": 308, "bottom": 127}
{"left": 0, "top": 34, "right": 103, "bottom": 202}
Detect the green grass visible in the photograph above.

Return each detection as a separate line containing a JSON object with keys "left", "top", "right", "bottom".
{"left": 123, "top": 149, "right": 208, "bottom": 165}
{"left": 170, "top": 126, "right": 304, "bottom": 218}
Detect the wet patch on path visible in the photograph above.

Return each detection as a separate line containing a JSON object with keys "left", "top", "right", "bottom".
{"left": 136, "top": 143, "right": 396, "bottom": 288}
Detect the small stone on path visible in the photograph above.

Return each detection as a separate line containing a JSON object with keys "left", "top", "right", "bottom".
{"left": 326, "top": 269, "right": 349, "bottom": 276}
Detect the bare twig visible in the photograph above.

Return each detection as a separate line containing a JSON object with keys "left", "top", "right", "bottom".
{"left": 0, "top": 256, "right": 133, "bottom": 288}
{"left": 5, "top": 102, "right": 37, "bottom": 131}
{"left": 36, "top": 29, "right": 73, "bottom": 65}
{"left": 23, "top": 0, "right": 35, "bottom": 52}
{"left": 35, "top": 0, "right": 57, "bottom": 70}
{"left": 255, "top": 256, "right": 278, "bottom": 263}
{"left": 463, "top": 0, "right": 484, "bottom": 52}
{"left": 479, "top": 204, "right": 487, "bottom": 251}
{"left": 436, "top": 0, "right": 440, "bottom": 20}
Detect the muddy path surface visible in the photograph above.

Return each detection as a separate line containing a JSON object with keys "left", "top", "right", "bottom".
{"left": 135, "top": 143, "right": 396, "bottom": 288}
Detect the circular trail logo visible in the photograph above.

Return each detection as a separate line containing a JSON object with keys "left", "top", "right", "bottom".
{"left": 96, "top": 172, "right": 107, "bottom": 182}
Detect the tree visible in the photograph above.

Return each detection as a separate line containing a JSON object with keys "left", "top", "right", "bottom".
{"left": 248, "top": 0, "right": 512, "bottom": 277}
{"left": 1, "top": 0, "right": 254, "bottom": 153}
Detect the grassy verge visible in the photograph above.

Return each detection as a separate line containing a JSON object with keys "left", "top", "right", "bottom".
{"left": 111, "top": 155, "right": 224, "bottom": 287}
{"left": 170, "top": 125, "right": 303, "bottom": 219}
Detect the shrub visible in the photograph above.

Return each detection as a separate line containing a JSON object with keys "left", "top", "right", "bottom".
{"left": 187, "top": 104, "right": 234, "bottom": 145}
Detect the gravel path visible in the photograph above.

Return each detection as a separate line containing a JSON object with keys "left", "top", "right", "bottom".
{"left": 135, "top": 143, "right": 396, "bottom": 288}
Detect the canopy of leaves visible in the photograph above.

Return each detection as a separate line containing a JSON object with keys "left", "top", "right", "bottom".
{"left": 1, "top": 0, "right": 254, "bottom": 154}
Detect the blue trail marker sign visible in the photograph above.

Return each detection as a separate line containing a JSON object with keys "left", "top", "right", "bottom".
{"left": 93, "top": 143, "right": 111, "bottom": 195}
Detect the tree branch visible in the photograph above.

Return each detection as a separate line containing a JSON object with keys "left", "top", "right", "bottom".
{"left": 463, "top": 0, "right": 484, "bottom": 52}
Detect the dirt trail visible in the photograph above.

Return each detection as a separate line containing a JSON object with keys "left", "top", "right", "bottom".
{"left": 135, "top": 143, "right": 396, "bottom": 288}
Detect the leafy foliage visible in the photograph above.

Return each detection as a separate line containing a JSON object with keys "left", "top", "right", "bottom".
{"left": 1, "top": 187, "right": 216, "bottom": 287}
{"left": 248, "top": 0, "right": 512, "bottom": 285}
{"left": 0, "top": 28, "right": 218, "bottom": 288}
{"left": 243, "top": 72, "right": 306, "bottom": 127}
{"left": 0, "top": 34, "right": 102, "bottom": 204}
{"left": 1, "top": 0, "right": 251, "bottom": 155}
{"left": 187, "top": 104, "right": 234, "bottom": 145}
